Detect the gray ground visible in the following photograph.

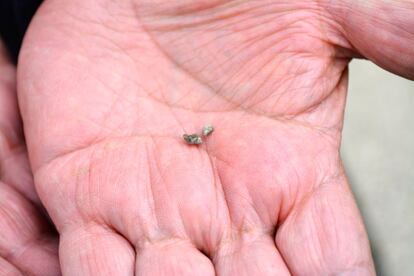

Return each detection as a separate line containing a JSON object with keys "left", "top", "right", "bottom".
{"left": 342, "top": 60, "right": 414, "bottom": 276}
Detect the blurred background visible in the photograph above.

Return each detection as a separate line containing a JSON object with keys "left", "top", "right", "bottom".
{"left": 342, "top": 60, "right": 414, "bottom": 276}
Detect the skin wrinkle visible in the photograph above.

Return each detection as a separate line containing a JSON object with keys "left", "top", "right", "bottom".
{"left": 281, "top": 150, "right": 341, "bottom": 223}
{"left": 143, "top": 141, "right": 160, "bottom": 242}
{"left": 88, "top": 221, "right": 135, "bottom": 258}
{"left": 213, "top": 226, "right": 278, "bottom": 264}
{"left": 63, "top": 156, "right": 87, "bottom": 229}
{"left": 61, "top": 222, "right": 130, "bottom": 274}
{"left": 253, "top": 54, "right": 309, "bottom": 113}
{"left": 150, "top": 5, "right": 286, "bottom": 54}
{"left": 208, "top": 144, "right": 282, "bottom": 258}
{"left": 137, "top": 7, "right": 295, "bottom": 118}
{"left": 240, "top": 138, "right": 285, "bottom": 226}
{"left": 312, "top": 198, "right": 331, "bottom": 271}
{"left": 139, "top": 1, "right": 270, "bottom": 31}
{"left": 310, "top": 209, "right": 326, "bottom": 273}
{"left": 321, "top": 189, "right": 359, "bottom": 272}
{"left": 34, "top": 93, "right": 338, "bottom": 186}
{"left": 81, "top": 145, "right": 99, "bottom": 225}
{"left": 33, "top": 114, "right": 334, "bottom": 248}
{"left": 51, "top": 25, "right": 346, "bottom": 144}
{"left": 148, "top": 138, "right": 176, "bottom": 242}
{"left": 222, "top": 30, "right": 309, "bottom": 109}
{"left": 288, "top": 56, "right": 336, "bottom": 112}
{"left": 244, "top": 179, "right": 274, "bottom": 229}
{"left": 161, "top": 10, "right": 306, "bottom": 80}
{"left": 151, "top": 9, "right": 334, "bottom": 64}
{"left": 0, "top": 257, "right": 24, "bottom": 275}
{"left": 278, "top": 169, "right": 343, "bottom": 240}
{"left": 245, "top": 59, "right": 312, "bottom": 110}
{"left": 158, "top": 86, "right": 194, "bottom": 111}
{"left": 162, "top": 13, "right": 310, "bottom": 86}
{"left": 200, "top": 153, "right": 226, "bottom": 255}
{"left": 18, "top": 0, "right": 397, "bottom": 274}
{"left": 162, "top": 0, "right": 237, "bottom": 17}
{"left": 155, "top": 77, "right": 190, "bottom": 134}
{"left": 339, "top": 1, "right": 414, "bottom": 37}
{"left": 175, "top": 149, "right": 216, "bottom": 251}
{"left": 70, "top": 149, "right": 111, "bottom": 227}
{"left": 83, "top": 30, "right": 148, "bottom": 68}
{"left": 91, "top": 87, "right": 124, "bottom": 143}
{"left": 58, "top": 1, "right": 139, "bottom": 38}
{"left": 307, "top": 5, "right": 351, "bottom": 50}
{"left": 151, "top": 32, "right": 336, "bottom": 119}
{"left": 296, "top": 60, "right": 347, "bottom": 118}
{"left": 95, "top": 71, "right": 203, "bottom": 114}
{"left": 61, "top": 30, "right": 240, "bottom": 115}
{"left": 271, "top": 136, "right": 302, "bottom": 224}
{"left": 144, "top": 1, "right": 325, "bottom": 31}
{"left": 34, "top": 135, "right": 169, "bottom": 173}
{"left": 322, "top": 0, "right": 414, "bottom": 79}
{"left": 62, "top": 197, "right": 136, "bottom": 267}
{"left": 0, "top": 187, "right": 55, "bottom": 274}
{"left": 0, "top": 202, "right": 27, "bottom": 255}
{"left": 177, "top": 34, "right": 288, "bottom": 106}
{"left": 146, "top": 138, "right": 196, "bottom": 244}
{"left": 135, "top": 2, "right": 353, "bottom": 121}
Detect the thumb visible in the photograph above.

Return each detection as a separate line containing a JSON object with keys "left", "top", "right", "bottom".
{"left": 325, "top": 0, "right": 414, "bottom": 80}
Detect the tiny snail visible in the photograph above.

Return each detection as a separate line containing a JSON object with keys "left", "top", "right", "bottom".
{"left": 183, "top": 124, "right": 214, "bottom": 145}
{"left": 183, "top": 134, "right": 203, "bottom": 145}
{"left": 202, "top": 125, "right": 214, "bottom": 136}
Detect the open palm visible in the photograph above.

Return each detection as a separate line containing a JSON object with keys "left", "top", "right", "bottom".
{"left": 18, "top": 0, "right": 413, "bottom": 275}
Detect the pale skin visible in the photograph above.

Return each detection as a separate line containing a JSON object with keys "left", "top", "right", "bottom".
{"left": 0, "top": 41, "right": 59, "bottom": 275}
{"left": 0, "top": 0, "right": 412, "bottom": 275}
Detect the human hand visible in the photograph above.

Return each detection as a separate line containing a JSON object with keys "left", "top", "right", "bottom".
{"left": 0, "top": 41, "right": 60, "bottom": 275}
{"left": 17, "top": 0, "right": 413, "bottom": 275}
